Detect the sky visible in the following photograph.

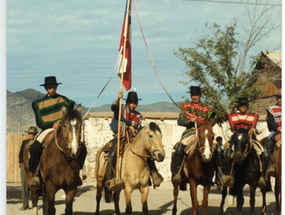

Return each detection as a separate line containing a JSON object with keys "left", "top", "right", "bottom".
{"left": 6, "top": 0, "right": 282, "bottom": 109}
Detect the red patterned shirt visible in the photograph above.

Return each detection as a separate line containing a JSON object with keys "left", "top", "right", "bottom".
{"left": 179, "top": 102, "right": 214, "bottom": 123}
{"left": 227, "top": 112, "right": 259, "bottom": 133}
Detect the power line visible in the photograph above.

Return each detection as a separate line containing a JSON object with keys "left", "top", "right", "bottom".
{"left": 183, "top": 0, "right": 281, "bottom": 6}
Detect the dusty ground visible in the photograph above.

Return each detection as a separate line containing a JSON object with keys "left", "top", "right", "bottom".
{"left": 7, "top": 181, "right": 278, "bottom": 215}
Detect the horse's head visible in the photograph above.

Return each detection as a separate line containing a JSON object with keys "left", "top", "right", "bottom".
{"left": 61, "top": 104, "right": 83, "bottom": 158}
{"left": 197, "top": 119, "right": 215, "bottom": 163}
{"left": 232, "top": 125, "right": 251, "bottom": 165}
{"left": 139, "top": 122, "right": 165, "bottom": 162}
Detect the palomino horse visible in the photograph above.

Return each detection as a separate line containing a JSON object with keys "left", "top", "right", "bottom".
{"left": 217, "top": 126, "right": 265, "bottom": 215}
{"left": 95, "top": 122, "right": 165, "bottom": 215}
{"left": 24, "top": 104, "right": 83, "bottom": 215}
{"left": 260, "top": 133, "right": 282, "bottom": 215}
{"left": 172, "top": 120, "right": 215, "bottom": 215}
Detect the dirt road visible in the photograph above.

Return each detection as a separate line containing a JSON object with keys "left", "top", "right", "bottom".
{"left": 7, "top": 181, "right": 277, "bottom": 215}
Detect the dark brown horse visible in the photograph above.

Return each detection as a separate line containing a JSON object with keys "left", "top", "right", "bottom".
{"left": 95, "top": 122, "right": 165, "bottom": 215}
{"left": 260, "top": 133, "right": 282, "bottom": 215}
{"left": 24, "top": 104, "right": 83, "bottom": 215}
{"left": 218, "top": 126, "right": 265, "bottom": 215}
{"left": 172, "top": 120, "right": 215, "bottom": 215}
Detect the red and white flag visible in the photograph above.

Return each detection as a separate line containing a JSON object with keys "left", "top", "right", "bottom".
{"left": 116, "top": 0, "right": 132, "bottom": 91}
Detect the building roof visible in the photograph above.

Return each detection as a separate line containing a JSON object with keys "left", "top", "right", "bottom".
{"left": 262, "top": 51, "right": 282, "bottom": 68}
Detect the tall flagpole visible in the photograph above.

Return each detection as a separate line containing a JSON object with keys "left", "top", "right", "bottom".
{"left": 116, "top": 0, "right": 131, "bottom": 181}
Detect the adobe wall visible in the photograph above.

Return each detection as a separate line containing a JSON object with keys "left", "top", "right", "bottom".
{"left": 83, "top": 113, "right": 270, "bottom": 182}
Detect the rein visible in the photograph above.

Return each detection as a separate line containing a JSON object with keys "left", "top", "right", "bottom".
{"left": 127, "top": 129, "right": 153, "bottom": 160}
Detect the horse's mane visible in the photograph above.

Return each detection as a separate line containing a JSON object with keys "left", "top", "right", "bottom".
{"left": 149, "top": 122, "right": 161, "bottom": 134}
{"left": 62, "top": 109, "right": 82, "bottom": 121}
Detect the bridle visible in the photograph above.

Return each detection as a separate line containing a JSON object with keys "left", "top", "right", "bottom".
{"left": 232, "top": 132, "right": 252, "bottom": 162}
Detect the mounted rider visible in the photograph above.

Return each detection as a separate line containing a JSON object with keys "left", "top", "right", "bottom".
{"left": 221, "top": 97, "right": 265, "bottom": 188}
{"left": 262, "top": 89, "right": 282, "bottom": 186}
{"left": 171, "top": 86, "right": 215, "bottom": 190}
{"left": 29, "top": 76, "right": 87, "bottom": 188}
{"left": 105, "top": 91, "right": 163, "bottom": 191}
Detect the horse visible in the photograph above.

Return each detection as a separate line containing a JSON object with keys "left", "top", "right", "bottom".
{"left": 95, "top": 122, "right": 165, "bottom": 215}
{"left": 172, "top": 119, "right": 215, "bottom": 215}
{"left": 217, "top": 126, "right": 265, "bottom": 215}
{"left": 260, "top": 133, "right": 282, "bottom": 215}
{"left": 23, "top": 104, "right": 83, "bottom": 215}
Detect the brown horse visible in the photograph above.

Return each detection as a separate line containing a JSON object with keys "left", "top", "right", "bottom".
{"left": 172, "top": 120, "right": 215, "bottom": 215}
{"left": 24, "top": 104, "right": 83, "bottom": 215}
{"left": 95, "top": 122, "right": 165, "bottom": 215}
{"left": 260, "top": 133, "right": 282, "bottom": 215}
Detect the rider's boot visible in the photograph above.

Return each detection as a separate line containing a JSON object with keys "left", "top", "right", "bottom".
{"left": 265, "top": 138, "right": 276, "bottom": 178}
{"left": 171, "top": 142, "right": 186, "bottom": 190}
{"left": 147, "top": 159, "right": 163, "bottom": 188}
{"left": 214, "top": 144, "right": 224, "bottom": 186}
{"left": 220, "top": 146, "right": 234, "bottom": 188}
{"left": 29, "top": 140, "right": 43, "bottom": 189}
{"left": 105, "top": 143, "right": 117, "bottom": 187}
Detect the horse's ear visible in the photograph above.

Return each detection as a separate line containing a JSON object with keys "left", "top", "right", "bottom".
{"left": 143, "top": 121, "right": 149, "bottom": 129}
{"left": 247, "top": 125, "right": 251, "bottom": 132}
{"left": 210, "top": 118, "right": 215, "bottom": 127}
{"left": 62, "top": 105, "right": 68, "bottom": 116}
{"left": 77, "top": 104, "right": 82, "bottom": 114}
{"left": 234, "top": 124, "right": 238, "bottom": 133}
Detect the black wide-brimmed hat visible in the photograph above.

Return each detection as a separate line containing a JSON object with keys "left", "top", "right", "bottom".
{"left": 235, "top": 97, "right": 251, "bottom": 104}
{"left": 124, "top": 91, "right": 142, "bottom": 103}
{"left": 187, "top": 86, "right": 203, "bottom": 94}
{"left": 26, "top": 126, "right": 38, "bottom": 134}
{"left": 40, "top": 76, "right": 62, "bottom": 87}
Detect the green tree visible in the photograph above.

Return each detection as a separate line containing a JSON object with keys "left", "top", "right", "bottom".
{"left": 175, "top": 1, "right": 280, "bottom": 124}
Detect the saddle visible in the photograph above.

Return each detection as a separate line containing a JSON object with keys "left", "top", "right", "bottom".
{"left": 102, "top": 126, "right": 136, "bottom": 155}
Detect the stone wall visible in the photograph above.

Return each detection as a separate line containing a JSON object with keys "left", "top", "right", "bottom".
{"left": 83, "top": 114, "right": 270, "bottom": 182}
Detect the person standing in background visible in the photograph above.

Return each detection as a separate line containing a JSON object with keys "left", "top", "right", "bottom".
{"left": 18, "top": 126, "right": 38, "bottom": 210}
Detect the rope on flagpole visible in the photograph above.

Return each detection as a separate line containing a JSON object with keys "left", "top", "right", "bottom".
{"left": 132, "top": 0, "right": 198, "bottom": 134}
{"left": 83, "top": 70, "right": 116, "bottom": 120}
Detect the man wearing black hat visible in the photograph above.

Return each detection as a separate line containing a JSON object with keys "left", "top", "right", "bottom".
{"left": 262, "top": 89, "right": 282, "bottom": 188}
{"left": 29, "top": 76, "right": 86, "bottom": 188}
{"left": 222, "top": 97, "right": 264, "bottom": 188}
{"left": 18, "top": 126, "right": 38, "bottom": 210}
{"left": 106, "top": 91, "right": 163, "bottom": 191}
{"left": 171, "top": 86, "right": 215, "bottom": 189}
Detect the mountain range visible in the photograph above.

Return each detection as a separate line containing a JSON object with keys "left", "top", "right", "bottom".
{"left": 7, "top": 89, "right": 179, "bottom": 133}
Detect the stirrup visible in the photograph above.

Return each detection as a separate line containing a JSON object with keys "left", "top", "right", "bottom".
{"left": 220, "top": 175, "right": 234, "bottom": 188}
{"left": 172, "top": 173, "right": 181, "bottom": 187}
{"left": 106, "top": 178, "right": 125, "bottom": 192}
{"left": 257, "top": 176, "right": 266, "bottom": 189}
{"left": 31, "top": 176, "right": 41, "bottom": 189}
{"left": 151, "top": 171, "right": 163, "bottom": 187}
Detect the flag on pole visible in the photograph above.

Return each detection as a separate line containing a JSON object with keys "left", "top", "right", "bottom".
{"left": 116, "top": 0, "right": 132, "bottom": 91}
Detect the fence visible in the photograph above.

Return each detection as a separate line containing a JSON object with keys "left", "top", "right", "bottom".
{"left": 6, "top": 133, "right": 28, "bottom": 183}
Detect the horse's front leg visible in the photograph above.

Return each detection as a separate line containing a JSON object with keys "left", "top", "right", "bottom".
{"left": 249, "top": 184, "right": 257, "bottom": 215}
{"left": 30, "top": 188, "right": 39, "bottom": 215}
{"left": 45, "top": 182, "right": 57, "bottom": 215}
{"left": 189, "top": 178, "right": 199, "bottom": 215}
{"left": 95, "top": 177, "right": 104, "bottom": 215}
{"left": 202, "top": 182, "right": 211, "bottom": 215}
{"left": 114, "top": 190, "right": 121, "bottom": 215}
{"left": 275, "top": 177, "right": 281, "bottom": 214}
{"left": 236, "top": 186, "right": 245, "bottom": 215}
{"left": 124, "top": 185, "right": 133, "bottom": 215}
{"left": 64, "top": 187, "right": 77, "bottom": 215}
{"left": 172, "top": 185, "right": 179, "bottom": 215}
{"left": 139, "top": 185, "right": 149, "bottom": 215}
{"left": 217, "top": 186, "right": 227, "bottom": 215}
{"left": 260, "top": 187, "right": 267, "bottom": 215}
